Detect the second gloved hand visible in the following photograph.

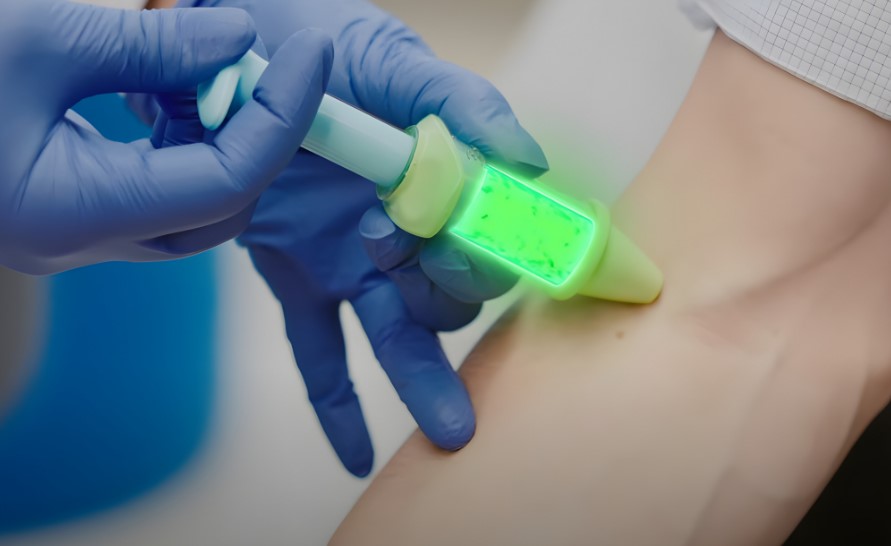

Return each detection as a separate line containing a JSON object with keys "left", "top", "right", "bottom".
{"left": 170, "top": 0, "right": 549, "bottom": 477}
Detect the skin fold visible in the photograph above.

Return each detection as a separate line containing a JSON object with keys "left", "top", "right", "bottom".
{"left": 331, "top": 32, "right": 891, "bottom": 546}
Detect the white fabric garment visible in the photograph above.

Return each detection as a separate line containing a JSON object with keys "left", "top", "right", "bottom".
{"left": 681, "top": 0, "right": 891, "bottom": 119}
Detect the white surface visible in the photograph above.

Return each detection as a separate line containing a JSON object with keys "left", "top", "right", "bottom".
{"left": 3, "top": 1, "right": 711, "bottom": 544}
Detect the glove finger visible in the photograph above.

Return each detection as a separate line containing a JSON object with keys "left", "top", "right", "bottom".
{"left": 360, "top": 206, "right": 481, "bottom": 331}
{"left": 351, "top": 282, "right": 476, "bottom": 452}
{"left": 141, "top": 201, "right": 258, "bottom": 256}
{"left": 151, "top": 40, "right": 271, "bottom": 148}
{"left": 408, "top": 59, "right": 548, "bottom": 178}
{"left": 420, "top": 237, "right": 519, "bottom": 303}
{"left": 205, "top": 29, "right": 332, "bottom": 200}
{"left": 346, "top": 39, "right": 548, "bottom": 177}
{"left": 386, "top": 261, "right": 483, "bottom": 332}
{"left": 82, "top": 30, "right": 332, "bottom": 241}
{"left": 42, "top": 2, "right": 256, "bottom": 103}
{"left": 145, "top": 87, "right": 256, "bottom": 255}
{"left": 359, "top": 205, "right": 423, "bottom": 271}
{"left": 249, "top": 246, "right": 374, "bottom": 478}
{"left": 154, "top": 91, "right": 206, "bottom": 147}
{"left": 161, "top": 118, "right": 208, "bottom": 148}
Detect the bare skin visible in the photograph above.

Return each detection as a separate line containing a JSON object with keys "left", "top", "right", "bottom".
{"left": 331, "top": 32, "right": 891, "bottom": 546}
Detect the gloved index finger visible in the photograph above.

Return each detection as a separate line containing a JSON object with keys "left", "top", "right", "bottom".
{"left": 346, "top": 43, "right": 549, "bottom": 178}
{"left": 207, "top": 29, "right": 332, "bottom": 193}
{"left": 413, "top": 59, "right": 550, "bottom": 178}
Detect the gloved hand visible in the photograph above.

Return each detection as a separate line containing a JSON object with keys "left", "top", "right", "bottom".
{"left": 167, "top": 0, "right": 548, "bottom": 477}
{"left": 0, "top": 0, "right": 332, "bottom": 274}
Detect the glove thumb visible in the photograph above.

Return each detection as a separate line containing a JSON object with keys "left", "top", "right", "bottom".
{"left": 41, "top": 1, "right": 256, "bottom": 104}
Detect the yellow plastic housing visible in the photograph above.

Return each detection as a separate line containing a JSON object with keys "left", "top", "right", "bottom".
{"left": 382, "top": 115, "right": 663, "bottom": 304}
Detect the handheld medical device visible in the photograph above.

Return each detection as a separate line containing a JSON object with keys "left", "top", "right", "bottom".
{"left": 198, "top": 51, "right": 663, "bottom": 303}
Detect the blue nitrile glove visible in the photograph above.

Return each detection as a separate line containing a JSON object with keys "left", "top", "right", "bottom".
{"left": 168, "top": 0, "right": 549, "bottom": 477}
{"left": 0, "top": 0, "right": 332, "bottom": 275}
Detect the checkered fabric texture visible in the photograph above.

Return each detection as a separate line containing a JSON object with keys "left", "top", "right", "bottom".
{"left": 681, "top": 0, "right": 891, "bottom": 119}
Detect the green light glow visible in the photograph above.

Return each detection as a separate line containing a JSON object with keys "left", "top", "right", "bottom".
{"left": 449, "top": 166, "right": 596, "bottom": 286}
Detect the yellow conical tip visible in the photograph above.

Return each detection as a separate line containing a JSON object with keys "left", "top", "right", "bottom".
{"left": 578, "top": 226, "right": 663, "bottom": 304}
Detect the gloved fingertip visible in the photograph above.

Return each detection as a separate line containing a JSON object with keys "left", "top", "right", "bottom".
{"left": 305, "top": 27, "right": 336, "bottom": 65}
{"left": 485, "top": 116, "right": 550, "bottom": 178}
{"left": 405, "top": 373, "right": 476, "bottom": 452}
{"left": 326, "top": 426, "right": 374, "bottom": 478}
{"left": 358, "top": 205, "right": 397, "bottom": 240}
{"left": 252, "top": 28, "right": 333, "bottom": 126}
{"left": 179, "top": 7, "right": 257, "bottom": 60}
{"left": 420, "top": 239, "right": 518, "bottom": 303}
{"left": 274, "top": 28, "right": 334, "bottom": 85}
{"left": 308, "top": 376, "right": 376, "bottom": 479}
{"left": 249, "top": 35, "right": 269, "bottom": 60}
{"left": 422, "top": 242, "right": 472, "bottom": 273}
{"left": 430, "top": 75, "right": 549, "bottom": 177}
{"left": 343, "top": 449, "right": 374, "bottom": 478}
{"left": 509, "top": 127, "right": 551, "bottom": 175}
{"left": 360, "top": 206, "right": 422, "bottom": 272}
{"left": 319, "top": 413, "right": 376, "bottom": 478}
{"left": 427, "top": 398, "right": 477, "bottom": 452}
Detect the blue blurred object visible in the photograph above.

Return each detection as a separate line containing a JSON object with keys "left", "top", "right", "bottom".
{"left": 0, "top": 94, "right": 218, "bottom": 534}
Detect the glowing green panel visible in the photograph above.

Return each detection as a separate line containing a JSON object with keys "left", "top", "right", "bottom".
{"left": 449, "top": 166, "right": 596, "bottom": 286}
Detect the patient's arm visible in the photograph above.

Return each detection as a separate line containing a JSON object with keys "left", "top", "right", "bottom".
{"left": 332, "top": 31, "right": 891, "bottom": 546}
